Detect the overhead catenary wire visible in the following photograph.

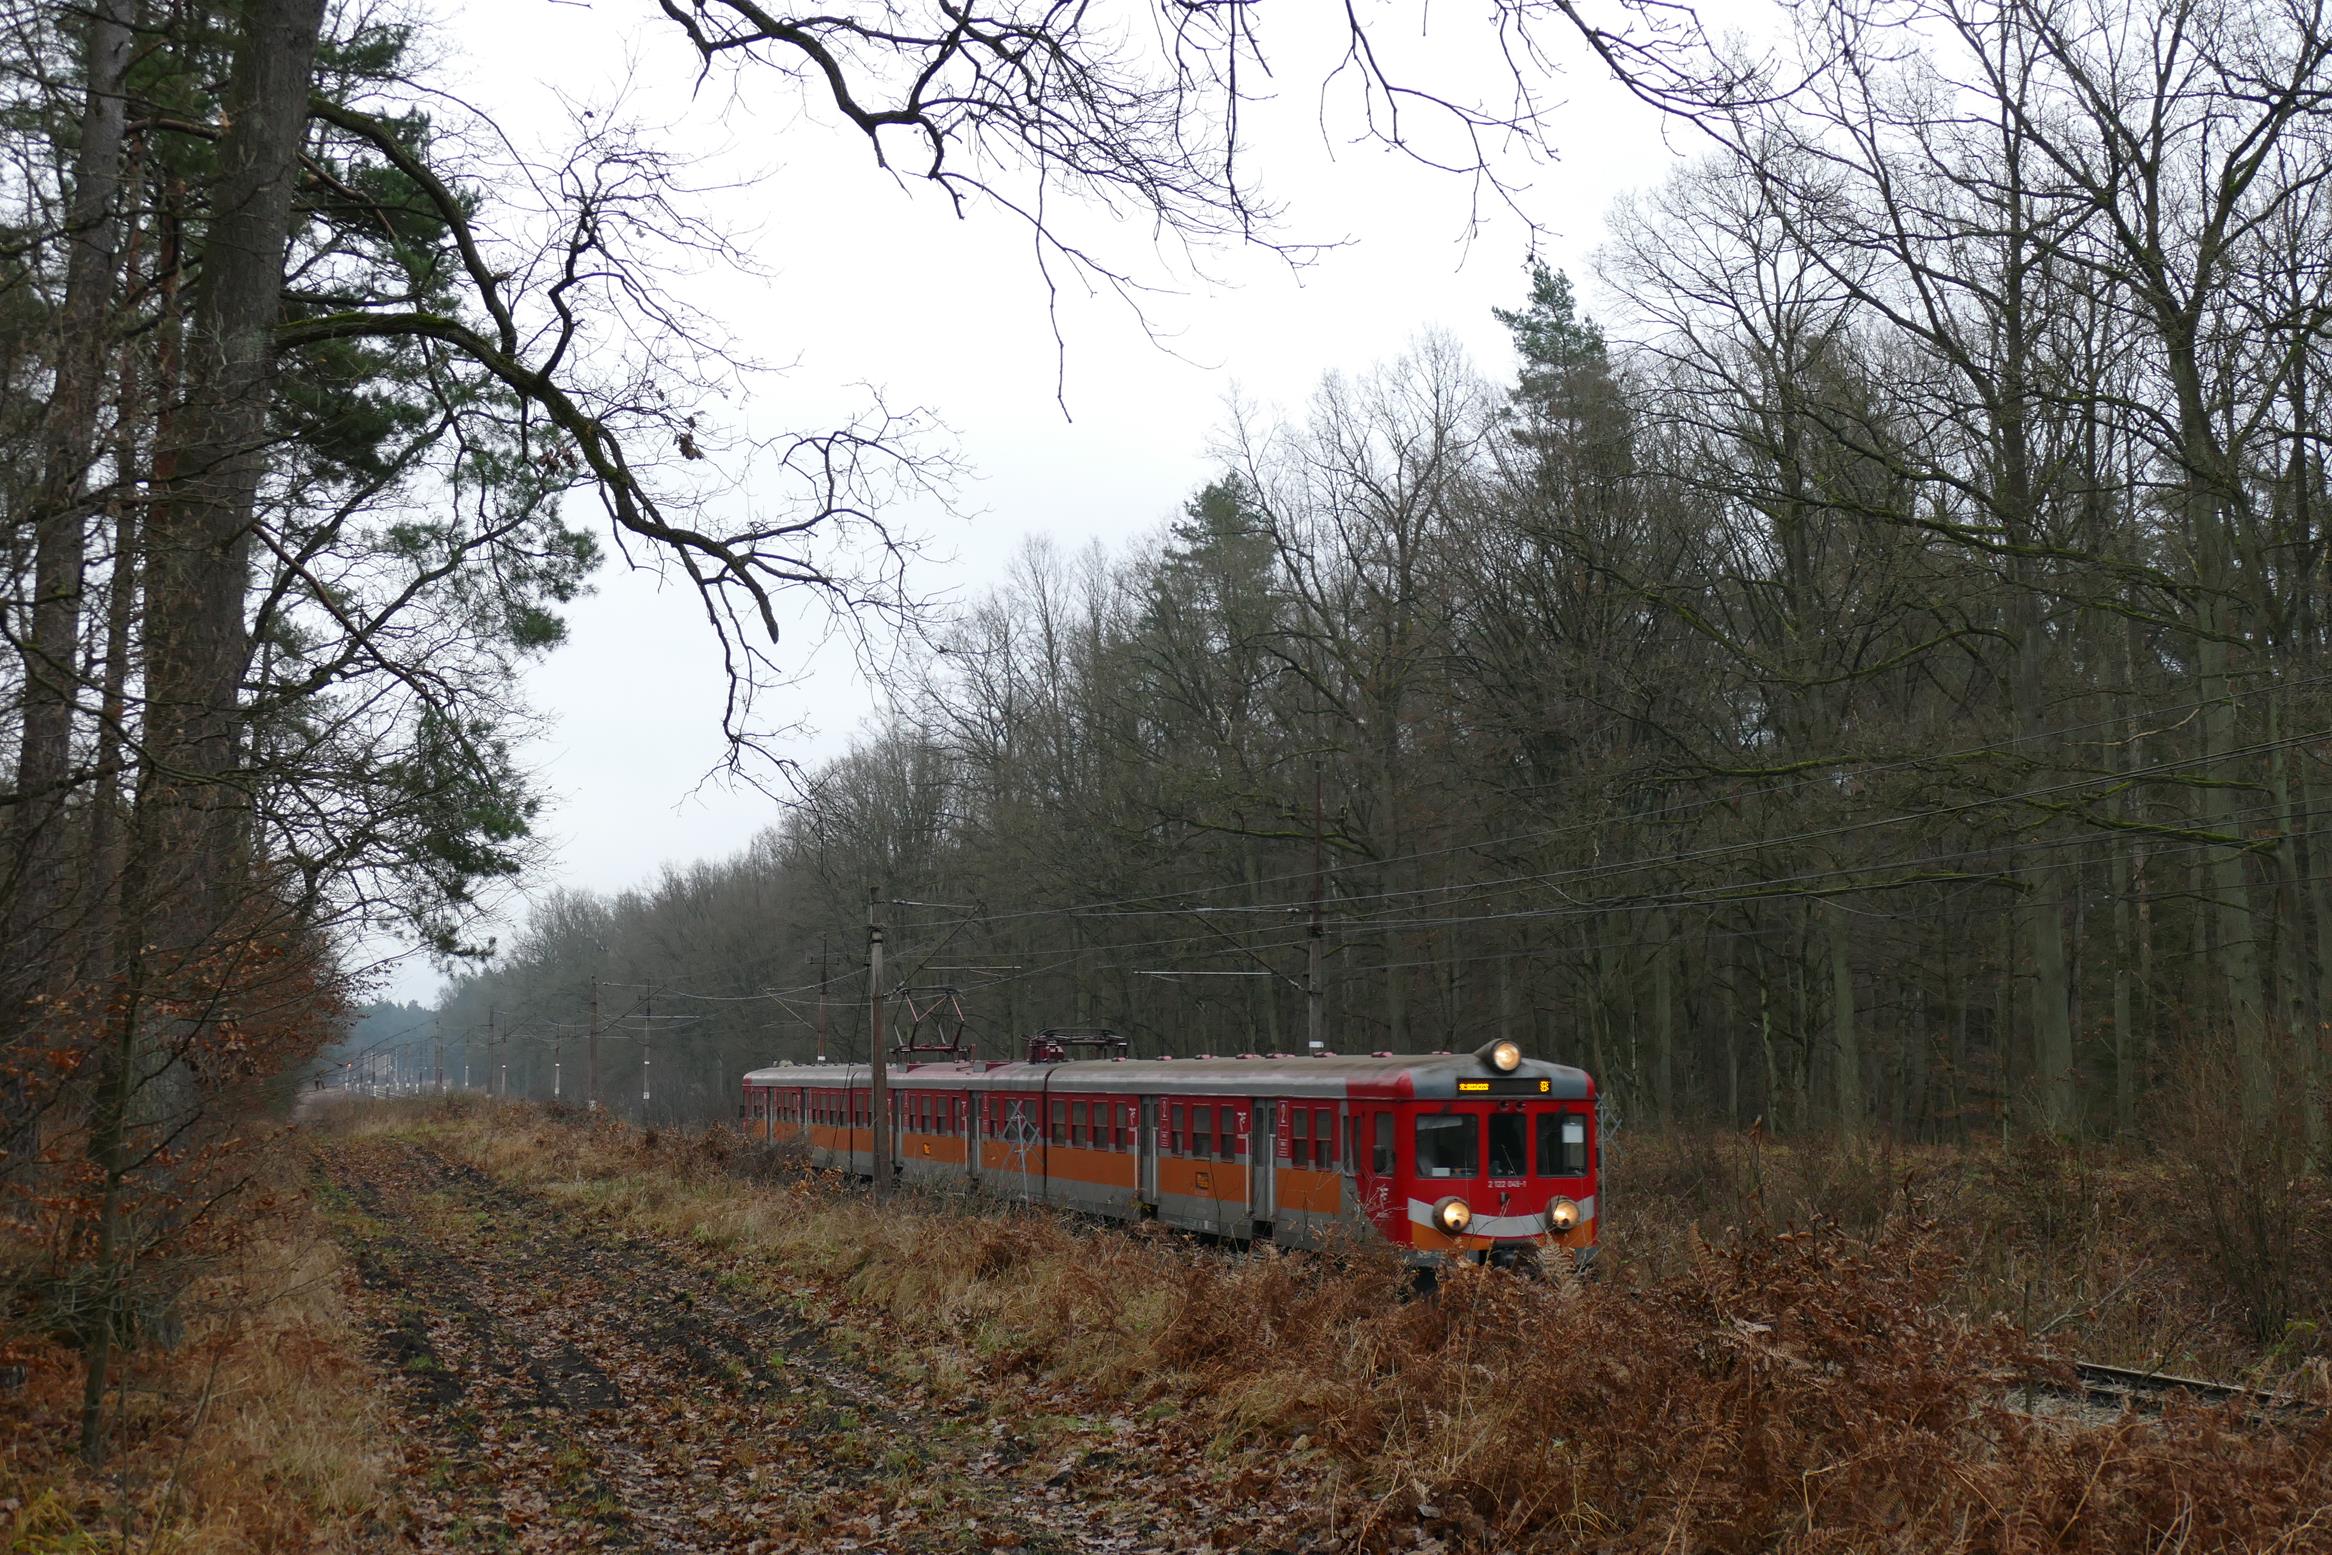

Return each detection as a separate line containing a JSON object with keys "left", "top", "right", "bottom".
{"left": 883, "top": 672, "right": 2332, "bottom": 936}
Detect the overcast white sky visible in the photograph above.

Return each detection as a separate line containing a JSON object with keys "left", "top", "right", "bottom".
{"left": 371, "top": 2, "right": 1743, "bottom": 1005}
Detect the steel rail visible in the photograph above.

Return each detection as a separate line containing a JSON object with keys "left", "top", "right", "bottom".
{"left": 2060, "top": 1360, "right": 2321, "bottom": 1423}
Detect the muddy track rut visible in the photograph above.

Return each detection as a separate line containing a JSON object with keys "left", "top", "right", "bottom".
{"left": 314, "top": 1137, "right": 1224, "bottom": 1554}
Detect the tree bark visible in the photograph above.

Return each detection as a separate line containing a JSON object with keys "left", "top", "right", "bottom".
{"left": 1826, "top": 900, "right": 1860, "bottom": 1135}
{"left": 140, "top": 0, "right": 328, "bottom": 951}
{"left": 5, "top": 0, "right": 136, "bottom": 1035}
{"left": 1650, "top": 910, "right": 1674, "bottom": 1125}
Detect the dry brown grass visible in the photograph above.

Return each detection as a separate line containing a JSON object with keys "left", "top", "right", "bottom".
{"left": 1608, "top": 1121, "right": 2332, "bottom": 1384}
{"left": 1, "top": 1155, "right": 394, "bottom": 1553}
{"left": 388, "top": 1096, "right": 2332, "bottom": 1554}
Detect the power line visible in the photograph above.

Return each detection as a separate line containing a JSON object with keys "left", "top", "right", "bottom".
{"left": 888, "top": 672, "right": 2332, "bottom": 934}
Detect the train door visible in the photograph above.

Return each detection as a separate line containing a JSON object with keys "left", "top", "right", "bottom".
{"left": 1248, "top": 1097, "right": 1275, "bottom": 1230}
{"left": 1351, "top": 1104, "right": 1396, "bottom": 1233}
{"left": 1138, "top": 1095, "right": 1159, "bottom": 1208}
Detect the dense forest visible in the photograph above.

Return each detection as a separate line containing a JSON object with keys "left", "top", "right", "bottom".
{"left": 443, "top": 4, "right": 2332, "bottom": 1158}
{"left": 9, "top": 0, "right": 2332, "bottom": 1471}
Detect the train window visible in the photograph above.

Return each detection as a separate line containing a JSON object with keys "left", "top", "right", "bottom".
{"left": 1193, "top": 1105, "right": 1214, "bottom": 1160}
{"left": 1538, "top": 1112, "right": 1589, "bottom": 1176}
{"left": 1170, "top": 1103, "right": 1185, "bottom": 1155}
{"left": 1416, "top": 1114, "right": 1478, "bottom": 1178}
{"left": 1488, "top": 1113, "right": 1528, "bottom": 1177}
{"left": 1071, "top": 1102, "right": 1087, "bottom": 1146}
{"left": 1371, "top": 1112, "right": 1393, "bottom": 1175}
{"left": 1119, "top": 1104, "right": 1135, "bottom": 1151}
{"left": 1050, "top": 1099, "right": 1066, "bottom": 1145}
{"left": 1218, "top": 1106, "right": 1238, "bottom": 1161}
{"left": 1316, "top": 1108, "right": 1337, "bottom": 1168}
{"left": 1291, "top": 1108, "right": 1309, "bottom": 1164}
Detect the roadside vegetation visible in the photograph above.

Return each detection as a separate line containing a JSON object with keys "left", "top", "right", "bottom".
{"left": 1, "top": 1145, "right": 391, "bottom": 1552}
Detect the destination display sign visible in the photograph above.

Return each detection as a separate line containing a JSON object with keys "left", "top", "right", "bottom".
{"left": 1455, "top": 1077, "right": 1552, "bottom": 1096}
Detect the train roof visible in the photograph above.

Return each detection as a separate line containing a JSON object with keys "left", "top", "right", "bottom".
{"left": 742, "top": 1050, "right": 1594, "bottom": 1102}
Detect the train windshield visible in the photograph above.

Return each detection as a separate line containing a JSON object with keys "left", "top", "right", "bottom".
{"left": 1488, "top": 1113, "right": 1528, "bottom": 1176}
{"left": 1415, "top": 1113, "right": 1479, "bottom": 1177}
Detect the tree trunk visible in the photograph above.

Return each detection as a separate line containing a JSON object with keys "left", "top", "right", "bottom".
{"left": 1650, "top": 910, "right": 1675, "bottom": 1126}
{"left": 2194, "top": 585, "right": 2271, "bottom": 1127}
{"left": 140, "top": 0, "right": 328, "bottom": 951}
{"left": 80, "top": 0, "right": 328, "bottom": 1466}
{"left": 5, "top": 0, "right": 136, "bottom": 1035}
{"left": 1376, "top": 762, "right": 1406, "bottom": 1048}
{"left": 2271, "top": 697, "right": 2325, "bottom": 1163}
{"left": 1826, "top": 900, "right": 1860, "bottom": 1136}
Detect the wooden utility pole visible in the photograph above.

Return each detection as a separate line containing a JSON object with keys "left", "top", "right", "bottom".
{"left": 487, "top": 1007, "right": 497, "bottom": 1094}
{"left": 1309, "top": 757, "right": 1327, "bottom": 1052}
{"left": 641, "top": 982, "right": 653, "bottom": 1122}
{"left": 868, "top": 889, "right": 892, "bottom": 1191}
{"left": 587, "top": 976, "right": 600, "bottom": 1111}
{"left": 817, "top": 933, "right": 830, "bottom": 1062}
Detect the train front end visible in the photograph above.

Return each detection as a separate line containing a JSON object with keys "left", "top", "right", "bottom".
{"left": 1375, "top": 1039, "right": 1598, "bottom": 1274}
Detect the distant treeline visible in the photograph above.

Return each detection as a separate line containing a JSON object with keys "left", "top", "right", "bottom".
{"left": 443, "top": 6, "right": 2332, "bottom": 1152}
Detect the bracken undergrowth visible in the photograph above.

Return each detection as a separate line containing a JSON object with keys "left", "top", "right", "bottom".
{"left": 351, "top": 1098, "right": 2332, "bottom": 1554}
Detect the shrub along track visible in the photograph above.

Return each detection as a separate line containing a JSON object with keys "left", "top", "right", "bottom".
{"left": 312, "top": 1135, "right": 1236, "bottom": 1553}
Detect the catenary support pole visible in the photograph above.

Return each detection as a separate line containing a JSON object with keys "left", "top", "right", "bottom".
{"left": 869, "top": 888, "right": 892, "bottom": 1192}
{"left": 1309, "top": 757, "right": 1326, "bottom": 1052}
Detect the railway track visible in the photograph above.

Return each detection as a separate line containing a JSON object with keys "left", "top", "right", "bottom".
{"left": 2049, "top": 1360, "right": 2322, "bottom": 1424}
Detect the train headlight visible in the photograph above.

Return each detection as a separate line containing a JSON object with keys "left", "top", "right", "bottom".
{"left": 1546, "top": 1196, "right": 1581, "bottom": 1234}
{"left": 1485, "top": 1039, "right": 1521, "bottom": 1072}
{"left": 1434, "top": 1197, "right": 1473, "bottom": 1235}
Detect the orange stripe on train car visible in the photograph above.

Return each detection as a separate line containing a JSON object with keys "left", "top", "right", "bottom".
{"left": 1157, "top": 1157, "right": 1247, "bottom": 1200}
{"left": 1043, "top": 1144, "right": 1137, "bottom": 1189}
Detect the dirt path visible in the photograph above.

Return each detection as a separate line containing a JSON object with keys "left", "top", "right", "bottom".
{"left": 313, "top": 1137, "right": 1229, "bottom": 1554}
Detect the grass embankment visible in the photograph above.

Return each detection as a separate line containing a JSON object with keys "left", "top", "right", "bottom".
{"left": 1, "top": 1160, "right": 393, "bottom": 1553}
{"left": 354, "top": 1098, "right": 2332, "bottom": 1554}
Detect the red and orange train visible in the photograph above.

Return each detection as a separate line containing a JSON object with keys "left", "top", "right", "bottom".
{"left": 740, "top": 1033, "right": 1599, "bottom": 1269}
